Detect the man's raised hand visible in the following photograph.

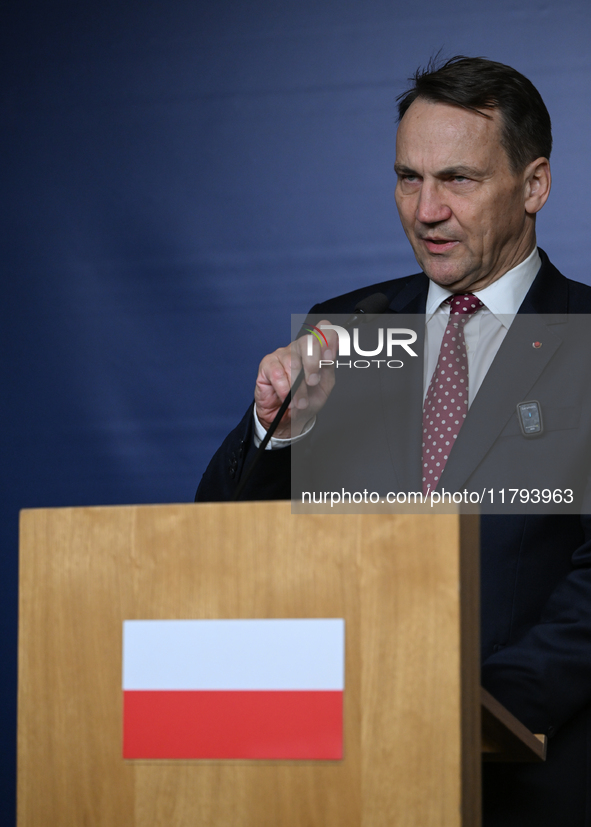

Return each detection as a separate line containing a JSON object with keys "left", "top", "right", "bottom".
{"left": 254, "top": 321, "right": 337, "bottom": 439}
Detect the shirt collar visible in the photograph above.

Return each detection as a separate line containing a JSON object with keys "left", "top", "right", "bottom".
{"left": 425, "top": 247, "right": 541, "bottom": 326}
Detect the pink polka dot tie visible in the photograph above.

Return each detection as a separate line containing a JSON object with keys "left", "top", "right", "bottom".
{"left": 422, "top": 293, "right": 483, "bottom": 494}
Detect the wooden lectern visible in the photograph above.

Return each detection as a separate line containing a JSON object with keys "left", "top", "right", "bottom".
{"left": 17, "top": 502, "right": 543, "bottom": 827}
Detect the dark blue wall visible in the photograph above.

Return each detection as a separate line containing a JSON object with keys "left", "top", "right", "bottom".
{"left": 3, "top": 0, "right": 591, "bottom": 820}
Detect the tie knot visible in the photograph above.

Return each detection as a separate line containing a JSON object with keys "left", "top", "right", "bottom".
{"left": 448, "top": 293, "right": 483, "bottom": 317}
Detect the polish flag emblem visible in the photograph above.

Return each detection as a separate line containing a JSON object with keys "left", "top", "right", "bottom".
{"left": 122, "top": 619, "right": 345, "bottom": 760}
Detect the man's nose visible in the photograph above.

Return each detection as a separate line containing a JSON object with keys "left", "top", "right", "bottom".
{"left": 415, "top": 181, "right": 452, "bottom": 224}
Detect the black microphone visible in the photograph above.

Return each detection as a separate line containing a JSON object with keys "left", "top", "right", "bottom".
{"left": 340, "top": 291, "right": 390, "bottom": 325}
{"left": 233, "top": 292, "right": 390, "bottom": 501}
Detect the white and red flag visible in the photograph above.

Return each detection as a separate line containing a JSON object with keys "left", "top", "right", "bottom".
{"left": 122, "top": 618, "right": 345, "bottom": 760}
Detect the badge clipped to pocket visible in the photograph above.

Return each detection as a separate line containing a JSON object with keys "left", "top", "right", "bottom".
{"left": 516, "top": 400, "right": 543, "bottom": 437}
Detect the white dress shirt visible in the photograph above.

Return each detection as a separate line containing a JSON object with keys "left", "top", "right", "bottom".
{"left": 256, "top": 247, "right": 542, "bottom": 446}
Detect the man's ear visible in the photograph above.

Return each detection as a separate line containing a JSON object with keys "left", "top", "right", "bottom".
{"left": 524, "top": 157, "right": 551, "bottom": 215}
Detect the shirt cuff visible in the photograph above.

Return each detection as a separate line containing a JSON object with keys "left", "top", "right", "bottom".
{"left": 253, "top": 405, "right": 316, "bottom": 449}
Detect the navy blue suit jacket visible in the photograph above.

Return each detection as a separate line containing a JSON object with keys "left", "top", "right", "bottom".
{"left": 196, "top": 250, "right": 591, "bottom": 825}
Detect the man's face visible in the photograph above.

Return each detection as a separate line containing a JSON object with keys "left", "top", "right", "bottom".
{"left": 394, "top": 98, "right": 535, "bottom": 292}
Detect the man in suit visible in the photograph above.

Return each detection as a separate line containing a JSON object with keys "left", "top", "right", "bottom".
{"left": 196, "top": 57, "right": 591, "bottom": 825}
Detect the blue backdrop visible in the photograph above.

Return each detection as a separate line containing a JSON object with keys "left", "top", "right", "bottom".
{"left": 3, "top": 0, "right": 591, "bottom": 820}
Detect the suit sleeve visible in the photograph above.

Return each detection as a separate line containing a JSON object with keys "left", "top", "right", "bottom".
{"left": 481, "top": 513, "right": 591, "bottom": 737}
{"left": 195, "top": 405, "right": 291, "bottom": 502}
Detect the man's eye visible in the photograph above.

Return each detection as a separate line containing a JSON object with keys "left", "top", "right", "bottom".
{"left": 452, "top": 175, "right": 468, "bottom": 183}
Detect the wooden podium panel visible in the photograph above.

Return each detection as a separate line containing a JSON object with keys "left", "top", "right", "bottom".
{"left": 18, "top": 503, "right": 480, "bottom": 826}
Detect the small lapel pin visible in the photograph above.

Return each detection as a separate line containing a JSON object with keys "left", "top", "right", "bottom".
{"left": 532, "top": 341, "right": 542, "bottom": 349}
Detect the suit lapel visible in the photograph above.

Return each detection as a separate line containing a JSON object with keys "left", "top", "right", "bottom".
{"left": 438, "top": 252, "right": 569, "bottom": 491}
{"left": 438, "top": 314, "right": 564, "bottom": 490}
